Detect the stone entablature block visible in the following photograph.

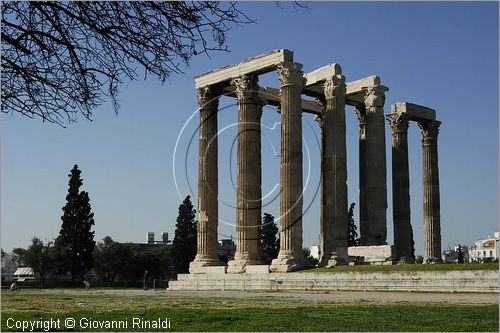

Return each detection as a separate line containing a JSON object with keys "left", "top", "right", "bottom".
{"left": 392, "top": 102, "right": 436, "bottom": 122}
{"left": 195, "top": 49, "right": 293, "bottom": 88}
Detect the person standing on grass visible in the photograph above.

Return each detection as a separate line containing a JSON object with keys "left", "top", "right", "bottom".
{"left": 143, "top": 270, "right": 149, "bottom": 291}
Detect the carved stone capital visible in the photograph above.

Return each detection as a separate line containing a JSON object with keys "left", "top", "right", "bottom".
{"left": 386, "top": 112, "right": 409, "bottom": 133}
{"left": 231, "top": 74, "right": 259, "bottom": 101}
{"left": 354, "top": 106, "right": 367, "bottom": 125}
{"left": 323, "top": 75, "right": 346, "bottom": 100}
{"left": 314, "top": 97, "right": 325, "bottom": 111}
{"left": 418, "top": 120, "right": 441, "bottom": 143}
{"left": 277, "top": 62, "right": 306, "bottom": 88}
{"left": 363, "top": 85, "right": 387, "bottom": 108}
{"left": 313, "top": 98, "right": 326, "bottom": 130}
{"left": 197, "top": 86, "right": 219, "bottom": 109}
{"left": 314, "top": 113, "right": 324, "bottom": 131}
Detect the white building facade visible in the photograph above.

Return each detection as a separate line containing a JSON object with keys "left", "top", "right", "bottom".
{"left": 469, "top": 232, "right": 499, "bottom": 263}
{"left": 1, "top": 253, "right": 18, "bottom": 282}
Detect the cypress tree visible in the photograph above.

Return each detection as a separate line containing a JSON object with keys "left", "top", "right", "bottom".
{"left": 55, "top": 164, "right": 96, "bottom": 284}
{"left": 172, "top": 195, "right": 197, "bottom": 275}
{"left": 260, "top": 213, "right": 279, "bottom": 264}
{"left": 457, "top": 245, "right": 464, "bottom": 264}
{"left": 348, "top": 203, "right": 360, "bottom": 247}
{"left": 410, "top": 225, "right": 416, "bottom": 263}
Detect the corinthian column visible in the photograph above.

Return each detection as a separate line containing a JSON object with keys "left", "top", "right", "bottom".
{"left": 314, "top": 104, "right": 332, "bottom": 267}
{"left": 386, "top": 111, "right": 412, "bottom": 262}
{"left": 227, "top": 74, "right": 262, "bottom": 273}
{"left": 270, "top": 62, "right": 307, "bottom": 272}
{"left": 361, "top": 85, "right": 389, "bottom": 245}
{"left": 355, "top": 106, "right": 368, "bottom": 246}
{"left": 419, "top": 120, "right": 442, "bottom": 263}
{"left": 318, "top": 73, "right": 348, "bottom": 267}
{"left": 190, "top": 86, "right": 225, "bottom": 273}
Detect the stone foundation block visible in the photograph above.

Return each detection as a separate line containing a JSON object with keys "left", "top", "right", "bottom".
{"left": 348, "top": 245, "right": 394, "bottom": 263}
{"left": 190, "top": 265, "right": 227, "bottom": 274}
{"left": 245, "top": 265, "right": 270, "bottom": 274}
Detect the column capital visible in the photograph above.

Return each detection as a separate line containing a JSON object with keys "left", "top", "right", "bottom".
{"left": 314, "top": 114, "right": 325, "bottom": 132}
{"left": 277, "top": 62, "right": 306, "bottom": 88}
{"left": 231, "top": 74, "right": 259, "bottom": 101}
{"left": 418, "top": 120, "right": 441, "bottom": 144}
{"left": 386, "top": 112, "right": 410, "bottom": 133}
{"left": 323, "top": 74, "right": 346, "bottom": 100}
{"left": 197, "top": 86, "right": 220, "bottom": 108}
{"left": 354, "top": 106, "right": 367, "bottom": 125}
{"left": 363, "top": 85, "right": 388, "bottom": 108}
{"left": 313, "top": 98, "right": 326, "bottom": 131}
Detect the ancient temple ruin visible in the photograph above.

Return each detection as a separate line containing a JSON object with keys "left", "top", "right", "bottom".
{"left": 189, "top": 49, "right": 441, "bottom": 273}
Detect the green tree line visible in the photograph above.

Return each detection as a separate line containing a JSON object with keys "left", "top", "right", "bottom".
{"left": 9, "top": 165, "right": 282, "bottom": 287}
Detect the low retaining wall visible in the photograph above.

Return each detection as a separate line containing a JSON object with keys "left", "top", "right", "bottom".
{"left": 168, "top": 270, "right": 498, "bottom": 293}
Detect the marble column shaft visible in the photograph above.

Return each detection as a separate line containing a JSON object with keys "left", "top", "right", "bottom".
{"left": 387, "top": 112, "right": 412, "bottom": 261}
{"left": 356, "top": 107, "right": 368, "bottom": 246}
{"left": 270, "top": 62, "right": 306, "bottom": 272}
{"left": 227, "top": 75, "right": 262, "bottom": 273}
{"left": 360, "top": 86, "right": 388, "bottom": 245}
{"left": 319, "top": 75, "right": 348, "bottom": 266}
{"left": 190, "top": 86, "right": 223, "bottom": 272}
{"left": 316, "top": 111, "right": 330, "bottom": 264}
{"left": 419, "top": 120, "right": 442, "bottom": 262}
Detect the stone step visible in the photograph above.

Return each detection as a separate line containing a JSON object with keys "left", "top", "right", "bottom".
{"left": 167, "top": 270, "right": 498, "bottom": 292}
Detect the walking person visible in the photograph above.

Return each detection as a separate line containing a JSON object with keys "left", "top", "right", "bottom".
{"left": 143, "top": 270, "right": 149, "bottom": 291}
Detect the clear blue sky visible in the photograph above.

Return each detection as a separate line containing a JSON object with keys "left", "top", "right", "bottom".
{"left": 2, "top": 2, "right": 498, "bottom": 256}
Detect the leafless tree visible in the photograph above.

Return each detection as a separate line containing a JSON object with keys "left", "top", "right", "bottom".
{"left": 1, "top": 1, "right": 253, "bottom": 126}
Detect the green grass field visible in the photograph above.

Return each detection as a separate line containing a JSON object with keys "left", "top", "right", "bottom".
{"left": 301, "top": 262, "right": 499, "bottom": 273}
{"left": 1, "top": 289, "right": 498, "bottom": 332}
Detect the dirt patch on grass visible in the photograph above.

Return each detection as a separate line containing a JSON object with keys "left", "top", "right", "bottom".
{"left": 16, "top": 288, "right": 496, "bottom": 306}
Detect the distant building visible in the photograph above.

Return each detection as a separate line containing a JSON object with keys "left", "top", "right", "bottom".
{"left": 128, "top": 231, "right": 173, "bottom": 253}
{"left": 218, "top": 239, "right": 236, "bottom": 261}
{"left": 442, "top": 245, "right": 469, "bottom": 263}
{"left": 147, "top": 232, "right": 155, "bottom": 244}
{"left": 1, "top": 253, "right": 18, "bottom": 282}
{"left": 469, "top": 232, "right": 499, "bottom": 263}
{"left": 14, "top": 267, "right": 35, "bottom": 282}
{"left": 145, "top": 231, "right": 171, "bottom": 245}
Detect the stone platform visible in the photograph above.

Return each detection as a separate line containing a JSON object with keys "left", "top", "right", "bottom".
{"left": 168, "top": 270, "right": 498, "bottom": 293}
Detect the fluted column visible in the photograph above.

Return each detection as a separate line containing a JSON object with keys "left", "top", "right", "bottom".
{"left": 227, "top": 74, "right": 262, "bottom": 273}
{"left": 361, "top": 86, "right": 389, "bottom": 245}
{"left": 315, "top": 109, "right": 329, "bottom": 265}
{"left": 419, "top": 120, "right": 442, "bottom": 263}
{"left": 190, "top": 86, "right": 224, "bottom": 273}
{"left": 270, "top": 62, "right": 307, "bottom": 272}
{"left": 387, "top": 111, "right": 412, "bottom": 262}
{"left": 318, "top": 73, "right": 348, "bottom": 267}
{"left": 355, "top": 106, "right": 368, "bottom": 246}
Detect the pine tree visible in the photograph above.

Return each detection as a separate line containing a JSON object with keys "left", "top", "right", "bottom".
{"left": 348, "top": 203, "right": 360, "bottom": 247}
{"left": 55, "top": 165, "right": 96, "bottom": 284}
{"left": 260, "top": 213, "right": 279, "bottom": 264}
{"left": 171, "top": 196, "right": 197, "bottom": 275}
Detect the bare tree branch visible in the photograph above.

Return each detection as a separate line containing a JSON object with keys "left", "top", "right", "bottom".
{"left": 1, "top": 1, "right": 254, "bottom": 126}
